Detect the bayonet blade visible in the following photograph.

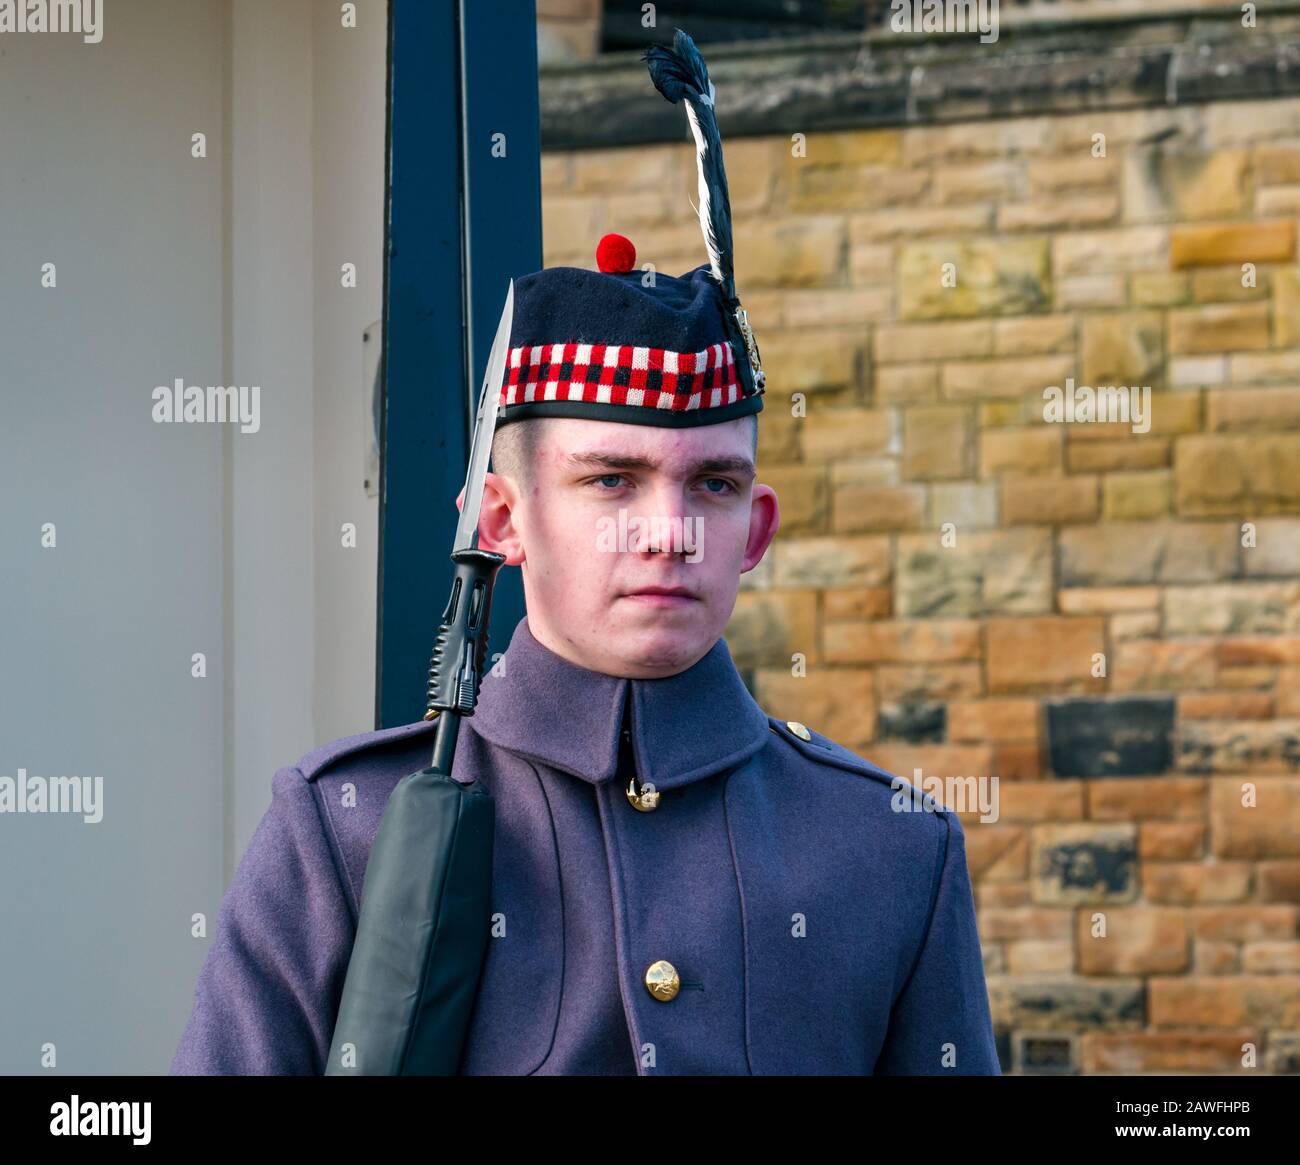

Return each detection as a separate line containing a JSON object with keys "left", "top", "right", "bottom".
{"left": 453, "top": 279, "right": 514, "bottom": 552}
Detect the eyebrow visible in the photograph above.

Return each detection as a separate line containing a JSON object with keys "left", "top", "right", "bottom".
{"left": 562, "top": 451, "right": 756, "bottom": 477}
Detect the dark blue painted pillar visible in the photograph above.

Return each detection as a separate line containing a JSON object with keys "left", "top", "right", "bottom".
{"left": 377, "top": 0, "right": 540, "bottom": 728}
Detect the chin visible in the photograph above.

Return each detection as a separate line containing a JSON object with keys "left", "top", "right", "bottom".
{"left": 612, "top": 605, "right": 717, "bottom": 672}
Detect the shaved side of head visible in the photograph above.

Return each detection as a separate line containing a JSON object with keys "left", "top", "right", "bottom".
{"left": 490, "top": 416, "right": 545, "bottom": 490}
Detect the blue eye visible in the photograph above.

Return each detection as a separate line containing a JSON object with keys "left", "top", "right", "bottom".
{"left": 593, "top": 474, "right": 625, "bottom": 489}
{"left": 702, "top": 478, "right": 735, "bottom": 494}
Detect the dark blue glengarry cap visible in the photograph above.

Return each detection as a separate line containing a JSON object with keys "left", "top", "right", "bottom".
{"left": 495, "top": 28, "right": 765, "bottom": 431}
{"left": 497, "top": 244, "right": 763, "bottom": 429}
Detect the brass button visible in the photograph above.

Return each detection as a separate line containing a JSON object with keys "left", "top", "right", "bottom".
{"left": 626, "top": 774, "right": 660, "bottom": 812}
{"left": 786, "top": 720, "right": 812, "bottom": 742}
{"left": 644, "top": 959, "right": 680, "bottom": 1001}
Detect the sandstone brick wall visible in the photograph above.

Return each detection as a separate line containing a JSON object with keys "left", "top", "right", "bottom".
{"left": 536, "top": 0, "right": 602, "bottom": 65}
{"left": 540, "top": 95, "right": 1300, "bottom": 1073}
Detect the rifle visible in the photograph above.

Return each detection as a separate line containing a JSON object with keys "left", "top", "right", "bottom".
{"left": 325, "top": 282, "right": 514, "bottom": 1075}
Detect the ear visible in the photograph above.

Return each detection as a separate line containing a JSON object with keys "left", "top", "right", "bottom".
{"left": 740, "top": 483, "right": 780, "bottom": 574}
{"left": 469, "top": 471, "right": 526, "bottom": 566}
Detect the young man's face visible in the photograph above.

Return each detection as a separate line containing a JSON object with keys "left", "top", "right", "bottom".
{"left": 463, "top": 415, "right": 780, "bottom": 678}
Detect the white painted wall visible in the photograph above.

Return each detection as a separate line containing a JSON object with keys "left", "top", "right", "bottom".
{"left": 309, "top": 0, "right": 390, "bottom": 749}
{"left": 0, "top": 0, "right": 389, "bottom": 1072}
{"left": 228, "top": 0, "right": 317, "bottom": 860}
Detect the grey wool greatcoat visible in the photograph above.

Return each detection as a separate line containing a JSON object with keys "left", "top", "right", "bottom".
{"left": 171, "top": 615, "right": 1002, "bottom": 1076}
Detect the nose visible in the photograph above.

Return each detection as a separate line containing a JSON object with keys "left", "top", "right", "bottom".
{"left": 628, "top": 482, "right": 693, "bottom": 558}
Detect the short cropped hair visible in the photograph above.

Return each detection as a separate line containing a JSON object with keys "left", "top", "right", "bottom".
{"left": 490, "top": 412, "right": 759, "bottom": 489}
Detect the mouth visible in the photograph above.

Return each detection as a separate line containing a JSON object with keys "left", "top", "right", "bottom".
{"left": 623, "top": 586, "right": 699, "bottom": 606}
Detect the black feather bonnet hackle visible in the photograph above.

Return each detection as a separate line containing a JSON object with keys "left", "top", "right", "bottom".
{"left": 643, "top": 28, "right": 766, "bottom": 396}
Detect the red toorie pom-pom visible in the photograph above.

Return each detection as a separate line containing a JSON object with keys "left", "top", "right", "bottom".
{"left": 596, "top": 232, "right": 636, "bottom": 274}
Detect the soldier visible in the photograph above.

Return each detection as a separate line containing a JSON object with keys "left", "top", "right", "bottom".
{"left": 170, "top": 29, "right": 1000, "bottom": 1077}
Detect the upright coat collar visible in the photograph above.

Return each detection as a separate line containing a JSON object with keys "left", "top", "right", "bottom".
{"left": 469, "top": 615, "right": 771, "bottom": 790}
